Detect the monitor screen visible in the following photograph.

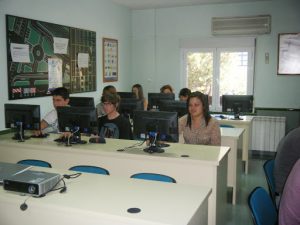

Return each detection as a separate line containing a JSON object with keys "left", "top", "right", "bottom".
{"left": 5, "top": 104, "right": 40, "bottom": 130}
{"left": 147, "top": 93, "right": 175, "bottom": 110}
{"left": 117, "top": 92, "right": 136, "bottom": 99}
{"left": 158, "top": 100, "right": 187, "bottom": 117}
{"left": 222, "top": 95, "right": 253, "bottom": 113}
{"left": 133, "top": 110, "right": 178, "bottom": 143}
{"left": 69, "top": 97, "right": 95, "bottom": 107}
{"left": 119, "top": 98, "right": 143, "bottom": 119}
{"left": 57, "top": 106, "right": 98, "bottom": 134}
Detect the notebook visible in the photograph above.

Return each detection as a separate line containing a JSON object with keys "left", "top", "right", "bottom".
{"left": 0, "top": 162, "right": 30, "bottom": 184}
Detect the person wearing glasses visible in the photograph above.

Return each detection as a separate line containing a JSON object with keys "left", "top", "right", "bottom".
{"left": 98, "top": 93, "right": 132, "bottom": 140}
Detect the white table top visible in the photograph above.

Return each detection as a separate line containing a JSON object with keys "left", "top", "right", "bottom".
{"left": 220, "top": 127, "right": 245, "bottom": 139}
{"left": 0, "top": 133, "right": 230, "bottom": 166}
{"left": 212, "top": 114, "right": 254, "bottom": 124}
{"left": 0, "top": 167, "right": 211, "bottom": 225}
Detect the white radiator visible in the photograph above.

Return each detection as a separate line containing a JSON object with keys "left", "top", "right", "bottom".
{"left": 251, "top": 116, "right": 286, "bottom": 152}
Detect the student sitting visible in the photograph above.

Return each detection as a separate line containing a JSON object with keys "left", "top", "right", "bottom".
{"left": 160, "top": 84, "right": 174, "bottom": 94}
{"left": 98, "top": 93, "right": 133, "bottom": 140}
{"left": 178, "top": 88, "right": 191, "bottom": 101}
{"left": 132, "top": 83, "right": 148, "bottom": 110}
{"left": 178, "top": 91, "right": 220, "bottom": 146}
{"left": 96, "top": 85, "right": 117, "bottom": 117}
{"left": 34, "top": 87, "right": 70, "bottom": 135}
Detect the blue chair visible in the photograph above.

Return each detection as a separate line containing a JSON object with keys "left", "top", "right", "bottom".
{"left": 248, "top": 187, "right": 278, "bottom": 225}
{"left": 263, "top": 159, "right": 276, "bottom": 204}
{"left": 220, "top": 124, "right": 234, "bottom": 128}
{"left": 130, "top": 173, "right": 176, "bottom": 183}
{"left": 69, "top": 165, "right": 109, "bottom": 175}
{"left": 17, "top": 159, "right": 52, "bottom": 168}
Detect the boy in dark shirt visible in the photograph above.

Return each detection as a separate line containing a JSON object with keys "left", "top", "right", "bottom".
{"left": 98, "top": 93, "right": 132, "bottom": 140}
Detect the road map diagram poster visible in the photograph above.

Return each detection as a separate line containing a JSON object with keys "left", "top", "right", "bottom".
{"left": 6, "top": 15, "right": 96, "bottom": 100}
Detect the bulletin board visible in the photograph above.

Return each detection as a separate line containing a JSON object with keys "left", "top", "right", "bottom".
{"left": 6, "top": 14, "right": 96, "bottom": 100}
{"left": 277, "top": 33, "right": 300, "bottom": 75}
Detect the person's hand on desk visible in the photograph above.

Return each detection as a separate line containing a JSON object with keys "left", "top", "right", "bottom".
{"left": 31, "top": 130, "right": 49, "bottom": 138}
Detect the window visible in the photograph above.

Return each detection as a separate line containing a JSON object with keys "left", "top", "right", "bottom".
{"left": 181, "top": 39, "right": 254, "bottom": 112}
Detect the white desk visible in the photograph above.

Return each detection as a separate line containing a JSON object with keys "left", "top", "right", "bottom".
{"left": 214, "top": 115, "right": 253, "bottom": 174}
{"left": 0, "top": 167, "right": 211, "bottom": 225}
{"left": 221, "top": 127, "right": 244, "bottom": 204}
{"left": 0, "top": 133, "right": 229, "bottom": 225}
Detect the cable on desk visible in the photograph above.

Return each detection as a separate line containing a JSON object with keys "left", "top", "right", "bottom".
{"left": 19, "top": 172, "right": 82, "bottom": 211}
{"left": 116, "top": 140, "right": 146, "bottom": 152}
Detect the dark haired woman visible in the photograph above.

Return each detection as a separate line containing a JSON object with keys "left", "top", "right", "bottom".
{"left": 178, "top": 91, "right": 220, "bottom": 146}
{"left": 98, "top": 93, "right": 132, "bottom": 140}
{"left": 132, "top": 83, "right": 148, "bottom": 110}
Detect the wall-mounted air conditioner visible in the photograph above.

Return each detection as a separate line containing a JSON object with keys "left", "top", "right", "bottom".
{"left": 212, "top": 15, "right": 271, "bottom": 36}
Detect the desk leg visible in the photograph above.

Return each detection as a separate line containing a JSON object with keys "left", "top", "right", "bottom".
{"left": 242, "top": 127, "right": 249, "bottom": 174}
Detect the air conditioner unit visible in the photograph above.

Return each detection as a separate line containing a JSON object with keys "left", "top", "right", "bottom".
{"left": 212, "top": 15, "right": 271, "bottom": 36}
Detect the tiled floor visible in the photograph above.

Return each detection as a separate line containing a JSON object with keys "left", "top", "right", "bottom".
{"left": 225, "top": 153, "right": 272, "bottom": 225}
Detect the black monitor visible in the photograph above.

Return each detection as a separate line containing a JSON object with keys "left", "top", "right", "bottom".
{"left": 133, "top": 110, "right": 178, "bottom": 153}
{"left": 222, "top": 95, "right": 253, "bottom": 119}
{"left": 4, "top": 104, "right": 40, "bottom": 141}
{"left": 158, "top": 100, "right": 188, "bottom": 117}
{"left": 147, "top": 93, "right": 175, "bottom": 110}
{"left": 57, "top": 106, "right": 98, "bottom": 144}
{"left": 119, "top": 98, "right": 143, "bottom": 119}
{"left": 117, "top": 92, "right": 136, "bottom": 99}
{"left": 69, "top": 97, "right": 95, "bottom": 107}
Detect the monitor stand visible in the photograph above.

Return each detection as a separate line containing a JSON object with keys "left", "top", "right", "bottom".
{"left": 231, "top": 113, "right": 243, "bottom": 120}
{"left": 64, "top": 131, "right": 87, "bottom": 146}
{"left": 12, "top": 123, "right": 30, "bottom": 142}
{"left": 144, "top": 145, "right": 164, "bottom": 154}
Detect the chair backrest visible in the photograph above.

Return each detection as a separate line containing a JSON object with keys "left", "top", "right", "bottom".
{"left": 248, "top": 187, "right": 277, "bottom": 225}
{"left": 17, "top": 159, "right": 52, "bottom": 168}
{"left": 220, "top": 124, "right": 234, "bottom": 128}
{"left": 263, "top": 159, "right": 276, "bottom": 203}
{"left": 130, "top": 173, "right": 176, "bottom": 183}
{"left": 69, "top": 165, "right": 109, "bottom": 175}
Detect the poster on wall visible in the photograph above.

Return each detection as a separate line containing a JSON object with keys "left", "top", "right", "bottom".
{"left": 277, "top": 33, "right": 300, "bottom": 75}
{"left": 6, "top": 15, "right": 96, "bottom": 100}
{"left": 102, "top": 38, "right": 118, "bottom": 82}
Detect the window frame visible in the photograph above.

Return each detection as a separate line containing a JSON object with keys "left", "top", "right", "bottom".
{"left": 181, "top": 46, "right": 255, "bottom": 112}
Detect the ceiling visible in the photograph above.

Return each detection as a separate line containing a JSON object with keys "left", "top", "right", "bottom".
{"left": 110, "top": 0, "right": 270, "bottom": 10}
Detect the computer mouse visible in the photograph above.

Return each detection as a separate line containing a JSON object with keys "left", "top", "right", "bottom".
{"left": 89, "top": 137, "right": 106, "bottom": 144}
{"left": 31, "top": 133, "right": 49, "bottom": 138}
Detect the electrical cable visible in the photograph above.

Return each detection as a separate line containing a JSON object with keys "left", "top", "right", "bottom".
{"left": 116, "top": 139, "right": 146, "bottom": 152}
{"left": 19, "top": 172, "right": 82, "bottom": 211}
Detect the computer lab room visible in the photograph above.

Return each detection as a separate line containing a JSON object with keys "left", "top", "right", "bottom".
{"left": 0, "top": 0, "right": 299, "bottom": 224}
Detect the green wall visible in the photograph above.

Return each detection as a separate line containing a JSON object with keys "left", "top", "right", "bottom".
{"left": 0, "top": 0, "right": 132, "bottom": 130}
{"left": 131, "top": 0, "right": 300, "bottom": 108}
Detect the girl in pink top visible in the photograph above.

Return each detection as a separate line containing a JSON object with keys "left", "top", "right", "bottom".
{"left": 179, "top": 91, "right": 221, "bottom": 146}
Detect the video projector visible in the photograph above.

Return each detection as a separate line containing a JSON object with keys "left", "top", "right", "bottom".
{"left": 3, "top": 170, "right": 61, "bottom": 196}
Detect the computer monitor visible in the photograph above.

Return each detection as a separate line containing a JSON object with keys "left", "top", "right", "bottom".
{"left": 117, "top": 92, "right": 136, "bottom": 99}
{"left": 118, "top": 98, "right": 143, "bottom": 119}
{"left": 222, "top": 95, "right": 254, "bottom": 118}
{"left": 4, "top": 104, "right": 40, "bottom": 141}
{"left": 158, "top": 100, "right": 188, "bottom": 117}
{"left": 57, "top": 106, "right": 98, "bottom": 144}
{"left": 69, "top": 97, "right": 95, "bottom": 107}
{"left": 133, "top": 110, "right": 178, "bottom": 153}
{"left": 147, "top": 93, "right": 175, "bottom": 110}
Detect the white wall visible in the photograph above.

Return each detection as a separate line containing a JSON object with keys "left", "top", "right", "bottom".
{"left": 131, "top": 0, "right": 300, "bottom": 108}
{"left": 0, "top": 0, "right": 132, "bottom": 130}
